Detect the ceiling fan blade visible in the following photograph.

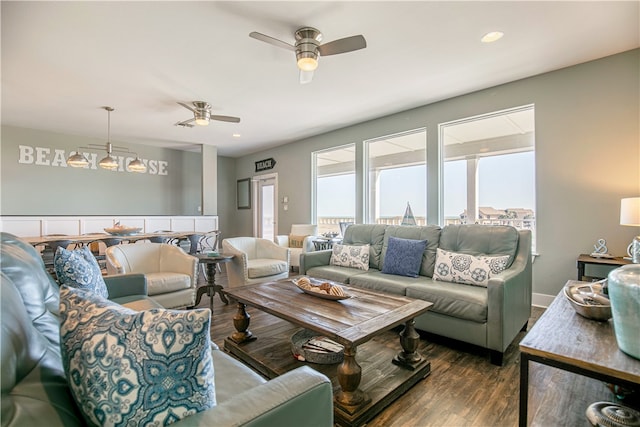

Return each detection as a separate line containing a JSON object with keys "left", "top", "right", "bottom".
{"left": 177, "top": 102, "right": 196, "bottom": 113}
{"left": 210, "top": 115, "right": 241, "bottom": 123}
{"left": 299, "top": 69, "right": 314, "bottom": 85}
{"left": 318, "top": 35, "right": 366, "bottom": 56}
{"left": 249, "top": 31, "right": 295, "bottom": 51}
{"left": 175, "top": 118, "right": 195, "bottom": 128}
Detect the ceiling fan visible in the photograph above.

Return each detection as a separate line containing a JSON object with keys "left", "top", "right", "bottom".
{"left": 249, "top": 27, "right": 367, "bottom": 84}
{"left": 175, "top": 101, "right": 241, "bottom": 128}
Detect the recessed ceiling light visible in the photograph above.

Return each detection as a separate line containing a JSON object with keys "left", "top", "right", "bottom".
{"left": 481, "top": 31, "right": 504, "bottom": 43}
{"left": 232, "top": 133, "right": 241, "bottom": 138}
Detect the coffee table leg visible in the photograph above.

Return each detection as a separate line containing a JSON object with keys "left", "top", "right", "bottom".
{"left": 230, "top": 302, "right": 255, "bottom": 343}
{"left": 335, "top": 344, "right": 369, "bottom": 409}
{"left": 393, "top": 318, "right": 424, "bottom": 370}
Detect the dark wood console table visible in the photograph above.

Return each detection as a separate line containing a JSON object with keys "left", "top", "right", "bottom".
{"left": 519, "top": 280, "right": 640, "bottom": 426}
{"left": 576, "top": 254, "right": 631, "bottom": 281}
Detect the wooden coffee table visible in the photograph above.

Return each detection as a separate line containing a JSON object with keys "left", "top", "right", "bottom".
{"left": 223, "top": 278, "right": 433, "bottom": 426}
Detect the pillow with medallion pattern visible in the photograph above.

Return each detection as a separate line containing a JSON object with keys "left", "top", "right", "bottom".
{"left": 433, "top": 248, "right": 510, "bottom": 287}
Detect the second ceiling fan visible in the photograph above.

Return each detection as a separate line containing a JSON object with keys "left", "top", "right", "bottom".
{"left": 249, "top": 27, "right": 367, "bottom": 84}
{"left": 175, "top": 101, "right": 241, "bottom": 128}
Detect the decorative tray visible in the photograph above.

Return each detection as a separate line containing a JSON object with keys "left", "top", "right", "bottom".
{"left": 291, "top": 277, "right": 351, "bottom": 301}
{"left": 291, "top": 329, "right": 344, "bottom": 364}
{"left": 104, "top": 226, "right": 143, "bottom": 236}
{"left": 563, "top": 281, "right": 611, "bottom": 321}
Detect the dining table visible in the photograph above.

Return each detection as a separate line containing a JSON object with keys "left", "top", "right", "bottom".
{"left": 22, "top": 231, "right": 194, "bottom": 247}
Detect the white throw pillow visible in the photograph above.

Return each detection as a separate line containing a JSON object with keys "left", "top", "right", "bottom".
{"left": 330, "top": 244, "right": 370, "bottom": 271}
{"left": 433, "top": 248, "right": 510, "bottom": 287}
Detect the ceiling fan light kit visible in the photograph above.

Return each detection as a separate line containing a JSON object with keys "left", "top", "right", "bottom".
{"left": 175, "top": 101, "right": 240, "bottom": 128}
{"left": 66, "top": 106, "right": 147, "bottom": 173}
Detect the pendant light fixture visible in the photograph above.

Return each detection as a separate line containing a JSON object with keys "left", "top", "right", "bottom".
{"left": 66, "top": 106, "right": 147, "bottom": 173}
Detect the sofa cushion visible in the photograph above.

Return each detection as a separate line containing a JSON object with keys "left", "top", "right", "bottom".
{"left": 381, "top": 236, "right": 428, "bottom": 277}
{"left": 439, "top": 224, "right": 519, "bottom": 269}
{"left": 54, "top": 246, "right": 108, "bottom": 298}
{"left": 330, "top": 244, "right": 370, "bottom": 271}
{"left": 343, "top": 224, "right": 387, "bottom": 270}
{"left": 145, "top": 272, "right": 192, "bottom": 295}
{"left": 305, "top": 265, "right": 369, "bottom": 284}
{"left": 59, "top": 286, "right": 216, "bottom": 426}
{"left": 248, "top": 258, "right": 289, "bottom": 279}
{"left": 289, "top": 234, "right": 308, "bottom": 249}
{"left": 405, "top": 279, "right": 488, "bottom": 323}
{"left": 433, "top": 248, "right": 510, "bottom": 287}
{"left": 381, "top": 225, "right": 442, "bottom": 278}
{"left": 348, "top": 270, "right": 415, "bottom": 295}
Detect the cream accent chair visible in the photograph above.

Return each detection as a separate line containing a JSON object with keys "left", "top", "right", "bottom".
{"left": 275, "top": 224, "right": 318, "bottom": 271}
{"left": 105, "top": 242, "right": 198, "bottom": 309}
{"left": 222, "top": 237, "right": 290, "bottom": 288}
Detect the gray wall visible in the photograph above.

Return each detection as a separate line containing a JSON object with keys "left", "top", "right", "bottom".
{"left": 227, "top": 49, "right": 640, "bottom": 299}
{"left": 216, "top": 156, "right": 236, "bottom": 240}
{"left": 1, "top": 126, "right": 202, "bottom": 215}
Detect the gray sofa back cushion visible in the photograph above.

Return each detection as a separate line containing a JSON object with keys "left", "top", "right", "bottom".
{"left": 381, "top": 225, "right": 442, "bottom": 277}
{"left": 439, "top": 224, "right": 519, "bottom": 268}
{"left": 343, "top": 224, "right": 387, "bottom": 270}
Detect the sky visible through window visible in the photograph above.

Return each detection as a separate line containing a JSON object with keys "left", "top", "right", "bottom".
{"left": 318, "top": 151, "right": 535, "bottom": 219}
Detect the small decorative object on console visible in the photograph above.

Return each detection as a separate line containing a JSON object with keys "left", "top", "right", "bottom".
{"left": 590, "top": 238, "right": 614, "bottom": 258}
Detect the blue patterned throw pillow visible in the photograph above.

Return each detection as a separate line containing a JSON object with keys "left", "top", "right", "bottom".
{"left": 433, "top": 248, "right": 510, "bottom": 287}
{"left": 54, "top": 246, "right": 108, "bottom": 298}
{"left": 59, "top": 286, "right": 216, "bottom": 427}
{"left": 382, "top": 236, "right": 428, "bottom": 277}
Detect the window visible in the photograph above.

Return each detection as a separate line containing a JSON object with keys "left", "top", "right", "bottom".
{"left": 365, "top": 129, "right": 427, "bottom": 225}
{"left": 441, "top": 105, "right": 536, "bottom": 249}
{"left": 313, "top": 144, "right": 356, "bottom": 235}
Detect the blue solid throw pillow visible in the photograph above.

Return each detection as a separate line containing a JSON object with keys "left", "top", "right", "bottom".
{"left": 382, "top": 236, "right": 428, "bottom": 277}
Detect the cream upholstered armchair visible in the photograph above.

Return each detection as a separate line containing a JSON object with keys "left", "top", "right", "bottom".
{"left": 275, "top": 224, "right": 318, "bottom": 271}
{"left": 105, "top": 242, "right": 198, "bottom": 309}
{"left": 222, "top": 237, "right": 290, "bottom": 288}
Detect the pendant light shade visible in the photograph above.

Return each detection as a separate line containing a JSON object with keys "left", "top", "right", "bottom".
{"left": 66, "top": 106, "right": 147, "bottom": 173}
{"left": 67, "top": 151, "right": 89, "bottom": 168}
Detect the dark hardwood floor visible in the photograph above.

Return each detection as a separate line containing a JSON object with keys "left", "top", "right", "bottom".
{"left": 195, "top": 271, "right": 628, "bottom": 426}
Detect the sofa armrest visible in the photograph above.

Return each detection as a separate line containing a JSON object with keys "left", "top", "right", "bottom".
{"left": 175, "top": 366, "right": 333, "bottom": 427}
{"left": 104, "top": 273, "right": 147, "bottom": 298}
{"left": 222, "top": 240, "right": 250, "bottom": 288}
{"left": 161, "top": 246, "right": 199, "bottom": 288}
{"left": 275, "top": 235, "right": 289, "bottom": 247}
{"left": 486, "top": 229, "right": 532, "bottom": 352}
{"left": 299, "top": 250, "right": 332, "bottom": 275}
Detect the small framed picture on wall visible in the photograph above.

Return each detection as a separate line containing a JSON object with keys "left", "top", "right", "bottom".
{"left": 237, "top": 178, "right": 251, "bottom": 209}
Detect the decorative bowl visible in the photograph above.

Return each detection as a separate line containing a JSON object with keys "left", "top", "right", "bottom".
{"left": 291, "top": 277, "right": 351, "bottom": 301}
{"left": 291, "top": 329, "right": 344, "bottom": 364}
{"left": 564, "top": 281, "right": 612, "bottom": 321}
{"left": 104, "top": 226, "right": 142, "bottom": 236}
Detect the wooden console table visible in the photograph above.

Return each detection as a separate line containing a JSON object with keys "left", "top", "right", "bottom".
{"left": 519, "top": 280, "right": 640, "bottom": 426}
{"left": 576, "top": 254, "right": 631, "bottom": 281}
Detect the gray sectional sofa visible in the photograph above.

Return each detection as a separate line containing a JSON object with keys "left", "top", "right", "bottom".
{"left": 1, "top": 232, "right": 333, "bottom": 427}
{"left": 300, "top": 224, "right": 532, "bottom": 365}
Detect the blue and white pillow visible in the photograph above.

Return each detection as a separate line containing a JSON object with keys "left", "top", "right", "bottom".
{"left": 54, "top": 246, "right": 108, "bottom": 298}
{"left": 433, "top": 248, "right": 510, "bottom": 287}
{"left": 330, "top": 244, "right": 370, "bottom": 271}
{"left": 382, "top": 236, "right": 428, "bottom": 277}
{"left": 59, "top": 286, "right": 216, "bottom": 427}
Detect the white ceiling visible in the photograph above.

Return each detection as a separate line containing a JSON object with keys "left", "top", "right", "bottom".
{"left": 2, "top": 1, "right": 638, "bottom": 158}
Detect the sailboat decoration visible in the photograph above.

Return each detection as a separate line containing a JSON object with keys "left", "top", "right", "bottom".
{"left": 401, "top": 202, "right": 417, "bottom": 226}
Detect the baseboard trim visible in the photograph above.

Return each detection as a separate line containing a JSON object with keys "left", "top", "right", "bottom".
{"left": 532, "top": 292, "right": 555, "bottom": 309}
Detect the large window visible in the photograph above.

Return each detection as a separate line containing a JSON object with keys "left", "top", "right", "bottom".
{"left": 441, "top": 105, "right": 536, "bottom": 249}
{"left": 313, "top": 144, "right": 356, "bottom": 235}
{"left": 365, "top": 129, "right": 427, "bottom": 225}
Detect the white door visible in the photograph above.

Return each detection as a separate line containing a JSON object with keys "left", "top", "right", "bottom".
{"left": 254, "top": 173, "right": 278, "bottom": 241}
